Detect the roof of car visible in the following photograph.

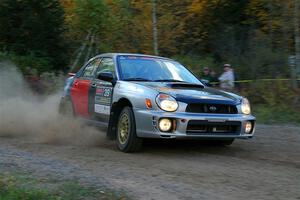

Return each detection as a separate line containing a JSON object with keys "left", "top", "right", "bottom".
{"left": 96, "top": 53, "right": 173, "bottom": 61}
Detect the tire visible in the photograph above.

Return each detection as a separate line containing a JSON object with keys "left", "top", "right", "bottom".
{"left": 59, "top": 98, "right": 74, "bottom": 118}
{"left": 116, "top": 107, "right": 143, "bottom": 152}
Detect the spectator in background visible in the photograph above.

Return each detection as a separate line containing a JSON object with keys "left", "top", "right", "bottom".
{"left": 209, "top": 69, "right": 218, "bottom": 86}
{"left": 201, "top": 67, "right": 214, "bottom": 86}
{"left": 218, "top": 64, "right": 235, "bottom": 90}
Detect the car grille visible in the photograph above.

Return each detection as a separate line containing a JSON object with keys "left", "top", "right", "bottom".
{"left": 186, "top": 103, "right": 238, "bottom": 114}
{"left": 186, "top": 120, "right": 241, "bottom": 135}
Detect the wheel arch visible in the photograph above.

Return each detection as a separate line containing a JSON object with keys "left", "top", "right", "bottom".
{"left": 107, "top": 98, "right": 133, "bottom": 140}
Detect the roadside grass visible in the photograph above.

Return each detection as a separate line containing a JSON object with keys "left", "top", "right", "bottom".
{"left": 0, "top": 172, "right": 127, "bottom": 200}
{"left": 238, "top": 80, "right": 300, "bottom": 126}
{"left": 253, "top": 105, "right": 300, "bottom": 125}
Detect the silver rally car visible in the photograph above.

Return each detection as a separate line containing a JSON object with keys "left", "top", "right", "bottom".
{"left": 60, "top": 53, "right": 255, "bottom": 152}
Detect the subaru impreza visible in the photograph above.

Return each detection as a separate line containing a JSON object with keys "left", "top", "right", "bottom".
{"left": 59, "top": 53, "right": 255, "bottom": 152}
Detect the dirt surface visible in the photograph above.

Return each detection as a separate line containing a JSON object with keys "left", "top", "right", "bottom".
{"left": 0, "top": 124, "right": 300, "bottom": 200}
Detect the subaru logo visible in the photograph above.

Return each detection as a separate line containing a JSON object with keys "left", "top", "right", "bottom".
{"left": 209, "top": 106, "right": 217, "bottom": 112}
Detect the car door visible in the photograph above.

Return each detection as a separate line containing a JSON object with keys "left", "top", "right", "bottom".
{"left": 89, "top": 57, "right": 116, "bottom": 123}
{"left": 70, "top": 58, "right": 101, "bottom": 118}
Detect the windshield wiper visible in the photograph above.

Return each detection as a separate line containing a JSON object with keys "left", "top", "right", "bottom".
{"left": 123, "top": 78, "right": 152, "bottom": 82}
{"left": 153, "top": 79, "right": 187, "bottom": 82}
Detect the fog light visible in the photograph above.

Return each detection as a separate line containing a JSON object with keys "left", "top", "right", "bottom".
{"left": 158, "top": 118, "right": 172, "bottom": 132}
{"left": 245, "top": 121, "right": 252, "bottom": 134}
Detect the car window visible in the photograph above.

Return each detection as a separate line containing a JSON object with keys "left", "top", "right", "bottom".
{"left": 81, "top": 58, "right": 101, "bottom": 78}
{"left": 95, "top": 58, "right": 115, "bottom": 78}
{"left": 118, "top": 56, "right": 201, "bottom": 84}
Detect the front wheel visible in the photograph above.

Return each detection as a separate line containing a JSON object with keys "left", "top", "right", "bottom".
{"left": 116, "top": 107, "right": 143, "bottom": 152}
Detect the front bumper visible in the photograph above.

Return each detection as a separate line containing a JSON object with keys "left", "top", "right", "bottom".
{"left": 134, "top": 109, "right": 255, "bottom": 139}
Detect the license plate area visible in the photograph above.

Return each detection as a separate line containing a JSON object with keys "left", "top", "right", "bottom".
{"left": 186, "top": 120, "right": 241, "bottom": 135}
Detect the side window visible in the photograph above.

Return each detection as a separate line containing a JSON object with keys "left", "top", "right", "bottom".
{"left": 96, "top": 58, "right": 116, "bottom": 78}
{"left": 81, "top": 58, "right": 101, "bottom": 78}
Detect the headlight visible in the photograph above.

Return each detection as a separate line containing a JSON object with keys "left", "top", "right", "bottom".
{"left": 156, "top": 93, "right": 178, "bottom": 112}
{"left": 241, "top": 98, "right": 251, "bottom": 115}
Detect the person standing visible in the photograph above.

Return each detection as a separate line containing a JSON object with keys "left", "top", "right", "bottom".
{"left": 201, "top": 67, "right": 213, "bottom": 85}
{"left": 218, "top": 64, "right": 235, "bottom": 90}
{"left": 209, "top": 69, "right": 218, "bottom": 87}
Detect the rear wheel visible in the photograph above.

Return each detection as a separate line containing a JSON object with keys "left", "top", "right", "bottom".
{"left": 116, "top": 107, "right": 143, "bottom": 152}
{"left": 59, "top": 98, "right": 74, "bottom": 117}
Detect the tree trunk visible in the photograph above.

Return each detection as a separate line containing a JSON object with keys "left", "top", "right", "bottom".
{"left": 70, "top": 31, "right": 91, "bottom": 72}
{"left": 84, "top": 33, "right": 95, "bottom": 63}
{"left": 293, "top": 0, "right": 300, "bottom": 89}
{"left": 152, "top": 0, "right": 158, "bottom": 55}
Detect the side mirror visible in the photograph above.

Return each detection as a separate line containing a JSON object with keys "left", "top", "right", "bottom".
{"left": 200, "top": 79, "right": 210, "bottom": 87}
{"left": 97, "top": 72, "right": 114, "bottom": 83}
{"left": 68, "top": 72, "right": 76, "bottom": 77}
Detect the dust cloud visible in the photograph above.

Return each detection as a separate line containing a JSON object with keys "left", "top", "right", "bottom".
{"left": 0, "top": 61, "right": 105, "bottom": 146}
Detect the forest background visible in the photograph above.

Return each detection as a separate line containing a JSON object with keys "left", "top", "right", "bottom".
{"left": 0, "top": 0, "right": 300, "bottom": 123}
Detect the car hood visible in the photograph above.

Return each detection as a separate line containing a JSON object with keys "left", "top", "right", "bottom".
{"left": 134, "top": 82, "right": 241, "bottom": 105}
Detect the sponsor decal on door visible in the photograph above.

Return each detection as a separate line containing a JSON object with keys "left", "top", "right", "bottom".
{"left": 94, "top": 87, "right": 112, "bottom": 114}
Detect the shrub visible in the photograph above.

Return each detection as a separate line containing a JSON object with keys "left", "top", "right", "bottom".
{"left": 239, "top": 80, "right": 300, "bottom": 124}
{"left": 172, "top": 54, "right": 216, "bottom": 76}
{"left": 0, "top": 52, "right": 54, "bottom": 74}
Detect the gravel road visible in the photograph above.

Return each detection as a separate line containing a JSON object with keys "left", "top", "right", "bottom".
{"left": 0, "top": 124, "right": 300, "bottom": 200}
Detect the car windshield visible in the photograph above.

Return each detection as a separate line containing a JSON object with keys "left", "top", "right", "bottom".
{"left": 118, "top": 56, "right": 202, "bottom": 84}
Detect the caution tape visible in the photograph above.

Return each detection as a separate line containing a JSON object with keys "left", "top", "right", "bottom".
{"left": 210, "top": 78, "right": 300, "bottom": 84}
